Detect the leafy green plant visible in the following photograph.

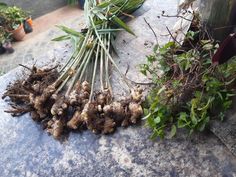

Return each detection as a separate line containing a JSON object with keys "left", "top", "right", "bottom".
{"left": 0, "top": 6, "right": 28, "bottom": 30}
{"left": 0, "top": 2, "right": 7, "bottom": 10}
{"left": 53, "top": 0, "right": 145, "bottom": 48}
{"left": 0, "top": 27, "right": 10, "bottom": 44}
{"left": 141, "top": 31, "right": 236, "bottom": 139}
{"left": 67, "top": 0, "right": 79, "bottom": 5}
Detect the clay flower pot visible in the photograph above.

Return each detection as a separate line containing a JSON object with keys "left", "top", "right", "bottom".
{"left": 10, "top": 24, "right": 25, "bottom": 41}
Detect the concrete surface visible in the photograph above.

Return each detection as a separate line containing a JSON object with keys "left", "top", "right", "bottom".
{"left": 1, "top": 0, "right": 67, "bottom": 18}
{"left": 0, "top": 0, "right": 236, "bottom": 176}
{"left": 0, "top": 6, "right": 83, "bottom": 74}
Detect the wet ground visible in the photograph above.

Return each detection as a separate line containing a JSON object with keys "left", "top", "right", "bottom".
{"left": 0, "top": 0, "right": 235, "bottom": 176}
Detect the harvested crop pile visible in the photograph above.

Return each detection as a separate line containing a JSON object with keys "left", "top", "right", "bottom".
{"left": 3, "top": 0, "right": 145, "bottom": 139}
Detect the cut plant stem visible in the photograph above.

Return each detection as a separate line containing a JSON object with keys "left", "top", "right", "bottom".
{"left": 100, "top": 36, "right": 105, "bottom": 91}
{"left": 56, "top": 30, "right": 93, "bottom": 86}
{"left": 79, "top": 39, "right": 98, "bottom": 81}
{"left": 90, "top": 43, "right": 100, "bottom": 101}
{"left": 59, "top": 38, "right": 83, "bottom": 73}
{"left": 89, "top": 16, "right": 133, "bottom": 90}
{"left": 55, "top": 75, "right": 70, "bottom": 94}
{"left": 65, "top": 40, "right": 97, "bottom": 97}
{"left": 105, "top": 32, "right": 112, "bottom": 93}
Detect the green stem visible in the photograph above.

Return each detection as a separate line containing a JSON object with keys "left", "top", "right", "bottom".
{"left": 105, "top": 31, "right": 112, "bottom": 94}
{"left": 79, "top": 40, "right": 98, "bottom": 81}
{"left": 59, "top": 38, "right": 83, "bottom": 73}
{"left": 65, "top": 41, "right": 96, "bottom": 97}
{"left": 55, "top": 75, "right": 70, "bottom": 94}
{"left": 100, "top": 36, "right": 104, "bottom": 91}
{"left": 54, "top": 30, "right": 92, "bottom": 87}
{"left": 89, "top": 43, "right": 100, "bottom": 101}
{"left": 90, "top": 16, "right": 133, "bottom": 90}
{"left": 71, "top": 30, "right": 93, "bottom": 70}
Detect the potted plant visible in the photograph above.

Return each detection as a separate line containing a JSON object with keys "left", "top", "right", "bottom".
{"left": 1, "top": 6, "right": 28, "bottom": 41}
{"left": 0, "top": 27, "right": 14, "bottom": 54}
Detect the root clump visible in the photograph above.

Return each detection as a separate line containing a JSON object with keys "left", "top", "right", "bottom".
{"left": 3, "top": 66, "right": 144, "bottom": 139}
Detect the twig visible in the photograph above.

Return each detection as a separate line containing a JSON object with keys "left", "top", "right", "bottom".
{"left": 125, "top": 64, "right": 130, "bottom": 76}
{"left": 4, "top": 94, "right": 29, "bottom": 99}
{"left": 213, "top": 25, "right": 236, "bottom": 30}
{"left": 19, "top": 64, "right": 32, "bottom": 71}
{"left": 166, "top": 26, "right": 182, "bottom": 46}
{"left": 161, "top": 14, "right": 192, "bottom": 22}
{"left": 144, "top": 18, "right": 158, "bottom": 44}
{"left": 43, "top": 65, "right": 59, "bottom": 72}
{"left": 131, "top": 81, "right": 156, "bottom": 86}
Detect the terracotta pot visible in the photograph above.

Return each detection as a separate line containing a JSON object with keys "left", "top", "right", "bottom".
{"left": 10, "top": 24, "right": 25, "bottom": 41}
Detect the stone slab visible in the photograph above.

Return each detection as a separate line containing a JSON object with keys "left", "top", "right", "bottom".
{"left": 0, "top": 0, "right": 236, "bottom": 176}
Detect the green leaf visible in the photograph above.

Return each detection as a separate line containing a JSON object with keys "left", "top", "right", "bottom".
{"left": 227, "top": 93, "right": 236, "bottom": 97}
{"left": 51, "top": 35, "right": 70, "bottom": 41}
{"left": 97, "top": 28, "right": 124, "bottom": 34}
{"left": 154, "top": 116, "right": 161, "bottom": 124}
{"left": 157, "top": 86, "right": 165, "bottom": 95}
{"left": 200, "top": 40, "right": 211, "bottom": 45}
{"left": 143, "top": 108, "right": 149, "bottom": 116}
{"left": 177, "top": 112, "right": 189, "bottom": 128}
{"left": 189, "top": 129, "right": 194, "bottom": 136}
{"left": 219, "top": 112, "right": 225, "bottom": 121}
{"left": 190, "top": 113, "right": 198, "bottom": 125}
{"left": 147, "top": 116, "right": 156, "bottom": 129}
{"left": 97, "top": 1, "right": 110, "bottom": 8}
{"left": 96, "top": 12, "right": 107, "bottom": 20}
{"left": 197, "top": 117, "right": 209, "bottom": 131}
{"left": 110, "top": 16, "right": 135, "bottom": 35}
{"left": 56, "top": 25, "right": 84, "bottom": 38}
{"left": 142, "top": 113, "right": 151, "bottom": 120}
{"left": 0, "top": 2, "right": 7, "bottom": 9}
{"left": 147, "top": 55, "right": 156, "bottom": 63}
{"left": 67, "top": 0, "right": 78, "bottom": 5}
{"left": 197, "top": 97, "right": 214, "bottom": 111}
{"left": 225, "top": 78, "right": 235, "bottom": 85}
{"left": 217, "top": 92, "right": 223, "bottom": 100}
{"left": 223, "top": 100, "right": 232, "bottom": 110}
{"left": 203, "top": 43, "right": 213, "bottom": 50}
{"left": 169, "top": 125, "right": 177, "bottom": 138}
{"left": 150, "top": 128, "right": 165, "bottom": 139}
{"left": 70, "top": 35, "right": 79, "bottom": 50}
